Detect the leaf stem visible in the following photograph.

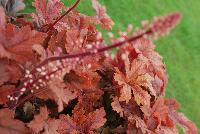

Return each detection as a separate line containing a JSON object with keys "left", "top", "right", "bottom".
{"left": 45, "top": 0, "right": 81, "bottom": 32}
{"left": 37, "top": 30, "right": 152, "bottom": 67}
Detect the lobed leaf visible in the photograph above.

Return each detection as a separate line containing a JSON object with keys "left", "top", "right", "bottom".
{"left": 0, "top": 108, "right": 31, "bottom": 134}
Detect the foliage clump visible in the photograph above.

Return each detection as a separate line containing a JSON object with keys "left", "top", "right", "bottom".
{"left": 0, "top": 0, "right": 197, "bottom": 134}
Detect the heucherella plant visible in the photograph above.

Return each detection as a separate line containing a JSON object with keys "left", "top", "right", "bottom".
{"left": 0, "top": 0, "right": 197, "bottom": 133}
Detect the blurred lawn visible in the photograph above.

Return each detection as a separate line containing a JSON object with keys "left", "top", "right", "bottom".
{"left": 25, "top": 0, "right": 200, "bottom": 132}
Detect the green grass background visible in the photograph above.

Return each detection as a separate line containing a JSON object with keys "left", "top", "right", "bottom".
{"left": 25, "top": 0, "right": 200, "bottom": 132}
